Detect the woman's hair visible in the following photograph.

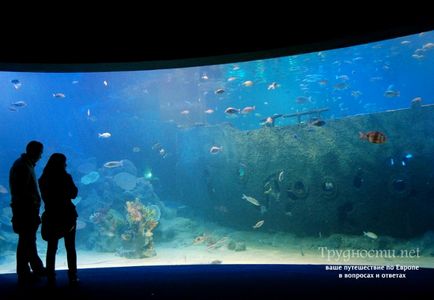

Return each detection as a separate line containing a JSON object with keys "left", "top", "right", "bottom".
{"left": 41, "top": 153, "right": 67, "bottom": 176}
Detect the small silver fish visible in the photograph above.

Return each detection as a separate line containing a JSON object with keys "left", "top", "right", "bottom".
{"left": 278, "top": 171, "right": 284, "bottom": 182}
{"left": 214, "top": 88, "right": 225, "bottom": 95}
{"left": 53, "top": 93, "right": 66, "bottom": 98}
{"left": 242, "top": 80, "right": 253, "bottom": 87}
{"left": 210, "top": 146, "right": 223, "bottom": 154}
{"left": 267, "top": 82, "right": 278, "bottom": 90}
{"left": 363, "top": 231, "right": 378, "bottom": 239}
{"left": 98, "top": 132, "right": 111, "bottom": 138}
{"left": 242, "top": 194, "right": 260, "bottom": 206}
{"left": 384, "top": 90, "right": 400, "bottom": 98}
{"left": 252, "top": 220, "right": 264, "bottom": 229}
{"left": 103, "top": 160, "right": 123, "bottom": 168}
{"left": 224, "top": 107, "right": 240, "bottom": 115}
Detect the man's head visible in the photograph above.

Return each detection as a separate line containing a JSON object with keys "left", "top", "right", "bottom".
{"left": 25, "top": 141, "right": 43, "bottom": 164}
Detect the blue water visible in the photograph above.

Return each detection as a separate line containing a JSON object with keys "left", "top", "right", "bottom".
{"left": 0, "top": 30, "right": 433, "bottom": 269}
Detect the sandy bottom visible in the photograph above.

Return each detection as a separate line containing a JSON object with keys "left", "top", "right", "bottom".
{"left": 1, "top": 240, "right": 433, "bottom": 274}
{"left": 1, "top": 217, "right": 433, "bottom": 274}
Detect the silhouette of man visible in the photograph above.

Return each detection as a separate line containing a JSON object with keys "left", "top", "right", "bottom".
{"left": 9, "top": 140, "right": 46, "bottom": 283}
{"left": 39, "top": 153, "right": 79, "bottom": 285}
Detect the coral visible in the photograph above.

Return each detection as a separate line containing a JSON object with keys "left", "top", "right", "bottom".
{"left": 126, "top": 199, "right": 144, "bottom": 223}
{"left": 120, "top": 197, "right": 160, "bottom": 258}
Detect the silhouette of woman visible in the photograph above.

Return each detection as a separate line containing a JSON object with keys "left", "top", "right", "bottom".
{"left": 39, "top": 153, "right": 79, "bottom": 285}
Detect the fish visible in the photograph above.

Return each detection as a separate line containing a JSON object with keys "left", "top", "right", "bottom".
{"left": 53, "top": 93, "right": 66, "bottom": 98}
{"left": 363, "top": 231, "right": 378, "bottom": 239}
{"left": 241, "top": 106, "right": 255, "bottom": 114}
{"left": 121, "top": 232, "right": 132, "bottom": 241}
{"left": 224, "top": 107, "right": 240, "bottom": 115}
{"left": 384, "top": 90, "right": 400, "bottom": 97}
{"left": 103, "top": 160, "right": 123, "bottom": 168}
{"left": 411, "top": 97, "right": 422, "bottom": 108}
{"left": 103, "top": 80, "right": 108, "bottom": 86}
{"left": 204, "top": 109, "right": 214, "bottom": 114}
{"left": 159, "top": 148, "right": 167, "bottom": 157}
{"left": 262, "top": 117, "right": 274, "bottom": 127}
{"left": 11, "top": 79, "right": 22, "bottom": 89}
{"left": 242, "top": 80, "right": 254, "bottom": 87}
{"left": 209, "top": 146, "right": 223, "bottom": 154}
{"left": 267, "top": 82, "right": 279, "bottom": 90}
{"left": 98, "top": 132, "right": 111, "bottom": 138}
{"left": 359, "top": 131, "right": 386, "bottom": 144}
{"left": 260, "top": 114, "right": 283, "bottom": 127}
{"left": 242, "top": 194, "right": 260, "bottom": 206}
{"left": 336, "top": 75, "right": 349, "bottom": 81}
{"left": 264, "top": 186, "right": 272, "bottom": 194}
{"left": 10, "top": 101, "right": 27, "bottom": 108}
{"left": 422, "top": 42, "right": 434, "bottom": 50}
{"left": 278, "top": 171, "right": 284, "bottom": 182}
{"left": 310, "top": 119, "right": 326, "bottom": 127}
{"left": 152, "top": 143, "right": 162, "bottom": 150}
{"left": 253, "top": 220, "right": 264, "bottom": 229}
{"left": 214, "top": 88, "right": 225, "bottom": 95}
{"left": 8, "top": 101, "right": 27, "bottom": 112}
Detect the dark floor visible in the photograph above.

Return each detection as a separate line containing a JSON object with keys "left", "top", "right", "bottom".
{"left": 0, "top": 264, "right": 433, "bottom": 299}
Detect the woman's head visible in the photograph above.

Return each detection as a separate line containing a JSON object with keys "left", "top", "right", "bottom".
{"left": 43, "top": 153, "right": 67, "bottom": 174}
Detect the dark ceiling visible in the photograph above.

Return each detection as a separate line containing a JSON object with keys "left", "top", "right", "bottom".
{"left": 1, "top": 15, "right": 433, "bottom": 72}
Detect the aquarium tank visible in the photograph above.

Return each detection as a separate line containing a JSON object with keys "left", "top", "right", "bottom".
{"left": 0, "top": 30, "right": 433, "bottom": 273}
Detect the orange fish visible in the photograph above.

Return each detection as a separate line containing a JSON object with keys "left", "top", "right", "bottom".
{"left": 359, "top": 131, "right": 386, "bottom": 144}
{"left": 241, "top": 106, "right": 255, "bottom": 114}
